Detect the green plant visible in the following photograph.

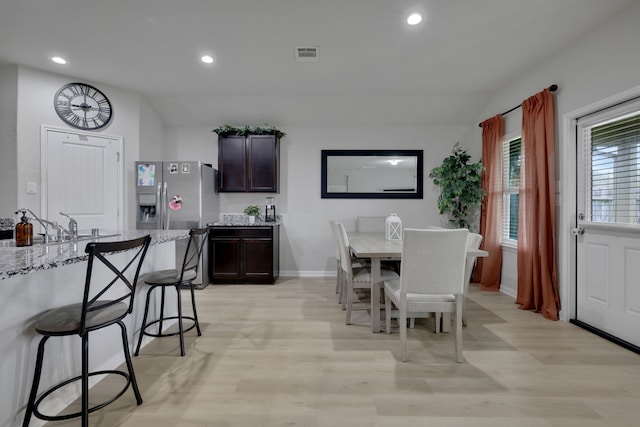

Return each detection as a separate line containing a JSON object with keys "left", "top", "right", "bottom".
{"left": 244, "top": 205, "right": 261, "bottom": 216}
{"left": 429, "top": 143, "right": 485, "bottom": 229}
{"left": 213, "top": 124, "right": 286, "bottom": 138}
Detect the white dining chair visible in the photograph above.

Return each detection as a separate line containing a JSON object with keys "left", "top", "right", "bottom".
{"left": 437, "top": 231, "right": 483, "bottom": 332}
{"left": 329, "top": 220, "right": 343, "bottom": 298}
{"left": 462, "top": 232, "right": 483, "bottom": 326}
{"left": 335, "top": 221, "right": 399, "bottom": 324}
{"left": 384, "top": 228, "right": 468, "bottom": 362}
{"left": 329, "top": 220, "right": 369, "bottom": 307}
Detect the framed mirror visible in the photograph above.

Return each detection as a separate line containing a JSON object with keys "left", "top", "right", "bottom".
{"left": 321, "top": 149, "right": 423, "bottom": 199}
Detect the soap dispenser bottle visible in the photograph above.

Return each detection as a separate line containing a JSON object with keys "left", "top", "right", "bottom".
{"left": 15, "top": 210, "right": 33, "bottom": 247}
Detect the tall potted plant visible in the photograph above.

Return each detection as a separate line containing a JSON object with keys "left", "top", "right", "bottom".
{"left": 429, "top": 143, "right": 485, "bottom": 229}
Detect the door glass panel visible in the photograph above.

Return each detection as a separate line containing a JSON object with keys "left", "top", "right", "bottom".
{"left": 586, "top": 112, "right": 640, "bottom": 224}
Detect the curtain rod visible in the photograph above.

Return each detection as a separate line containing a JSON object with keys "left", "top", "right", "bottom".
{"left": 478, "top": 84, "right": 558, "bottom": 127}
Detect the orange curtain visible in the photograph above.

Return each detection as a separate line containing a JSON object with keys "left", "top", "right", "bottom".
{"left": 473, "top": 115, "right": 503, "bottom": 291}
{"left": 516, "top": 88, "right": 560, "bottom": 320}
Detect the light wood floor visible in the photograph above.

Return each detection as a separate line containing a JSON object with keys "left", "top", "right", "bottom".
{"left": 45, "top": 277, "right": 640, "bottom": 426}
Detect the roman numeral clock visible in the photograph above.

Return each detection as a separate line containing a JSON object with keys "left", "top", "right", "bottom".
{"left": 54, "top": 82, "right": 112, "bottom": 130}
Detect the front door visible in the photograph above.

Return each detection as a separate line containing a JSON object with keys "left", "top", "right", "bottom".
{"left": 575, "top": 102, "right": 640, "bottom": 349}
{"left": 42, "top": 127, "right": 122, "bottom": 233}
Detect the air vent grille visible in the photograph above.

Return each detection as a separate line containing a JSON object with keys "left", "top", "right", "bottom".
{"left": 295, "top": 46, "right": 319, "bottom": 62}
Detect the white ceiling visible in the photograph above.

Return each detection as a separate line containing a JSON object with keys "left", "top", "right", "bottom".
{"left": 0, "top": 0, "right": 633, "bottom": 127}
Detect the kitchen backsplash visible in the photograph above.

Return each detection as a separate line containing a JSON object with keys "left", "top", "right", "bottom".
{"left": 0, "top": 218, "right": 14, "bottom": 240}
{"left": 0, "top": 218, "right": 14, "bottom": 230}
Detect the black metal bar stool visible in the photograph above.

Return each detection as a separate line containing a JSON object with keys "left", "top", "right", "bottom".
{"left": 134, "top": 228, "right": 208, "bottom": 357}
{"left": 22, "top": 235, "right": 152, "bottom": 427}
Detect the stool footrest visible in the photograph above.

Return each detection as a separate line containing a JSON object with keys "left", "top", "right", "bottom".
{"left": 140, "top": 315, "right": 200, "bottom": 338}
{"left": 32, "top": 369, "right": 140, "bottom": 422}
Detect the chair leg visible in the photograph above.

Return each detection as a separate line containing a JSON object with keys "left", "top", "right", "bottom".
{"left": 82, "top": 334, "right": 89, "bottom": 427}
{"left": 433, "top": 313, "right": 441, "bottom": 333}
{"left": 409, "top": 317, "right": 415, "bottom": 329}
{"left": 134, "top": 286, "right": 154, "bottom": 356}
{"left": 399, "top": 306, "right": 408, "bottom": 362}
{"left": 345, "top": 280, "right": 353, "bottom": 325}
{"left": 176, "top": 285, "right": 185, "bottom": 356}
{"left": 385, "top": 292, "right": 392, "bottom": 334}
{"left": 455, "top": 295, "right": 464, "bottom": 363}
{"left": 340, "top": 273, "right": 347, "bottom": 310}
{"left": 441, "top": 313, "right": 451, "bottom": 333}
{"left": 159, "top": 286, "right": 166, "bottom": 334}
{"left": 118, "top": 321, "right": 143, "bottom": 404}
{"left": 462, "top": 297, "right": 468, "bottom": 327}
{"left": 22, "top": 336, "right": 49, "bottom": 427}
{"left": 188, "top": 283, "right": 202, "bottom": 336}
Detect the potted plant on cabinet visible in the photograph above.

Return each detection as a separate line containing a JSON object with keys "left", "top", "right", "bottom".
{"left": 244, "top": 205, "right": 261, "bottom": 224}
{"left": 429, "top": 143, "right": 485, "bottom": 229}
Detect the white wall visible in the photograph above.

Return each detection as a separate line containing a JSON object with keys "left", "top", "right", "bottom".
{"left": 139, "top": 97, "right": 167, "bottom": 161}
{"left": 0, "top": 65, "right": 18, "bottom": 219}
{"left": 12, "top": 1, "right": 639, "bottom": 281}
{"left": 13, "top": 66, "right": 165, "bottom": 231}
{"left": 463, "top": 2, "right": 640, "bottom": 315}
{"left": 164, "top": 124, "right": 470, "bottom": 275}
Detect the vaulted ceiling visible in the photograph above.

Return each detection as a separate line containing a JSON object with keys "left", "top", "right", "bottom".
{"left": 0, "top": 0, "right": 633, "bottom": 127}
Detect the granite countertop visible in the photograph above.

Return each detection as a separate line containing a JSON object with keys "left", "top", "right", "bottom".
{"left": 211, "top": 220, "right": 281, "bottom": 227}
{"left": 211, "top": 214, "right": 282, "bottom": 227}
{"left": 0, "top": 229, "right": 189, "bottom": 280}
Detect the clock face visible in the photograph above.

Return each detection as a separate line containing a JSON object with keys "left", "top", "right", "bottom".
{"left": 54, "top": 83, "right": 112, "bottom": 130}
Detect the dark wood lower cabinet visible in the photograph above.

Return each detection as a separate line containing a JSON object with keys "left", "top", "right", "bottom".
{"left": 209, "top": 225, "right": 279, "bottom": 284}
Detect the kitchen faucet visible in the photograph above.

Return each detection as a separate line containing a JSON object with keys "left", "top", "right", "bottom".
{"left": 59, "top": 212, "right": 78, "bottom": 239}
{"left": 15, "top": 208, "right": 60, "bottom": 244}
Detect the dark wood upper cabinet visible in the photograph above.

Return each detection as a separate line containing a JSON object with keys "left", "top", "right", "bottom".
{"left": 218, "top": 134, "right": 280, "bottom": 192}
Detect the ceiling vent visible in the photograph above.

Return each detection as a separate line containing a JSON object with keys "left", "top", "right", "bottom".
{"left": 295, "top": 46, "right": 319, "bottom": 62}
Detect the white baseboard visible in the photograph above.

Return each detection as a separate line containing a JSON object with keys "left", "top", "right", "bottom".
{"left": 280, "top": 271, "right": 335, "bottom": 277}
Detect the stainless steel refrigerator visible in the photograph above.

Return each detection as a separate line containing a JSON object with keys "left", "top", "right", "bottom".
{"left": 135, "top": 161, "right": 218, "bottom": 288}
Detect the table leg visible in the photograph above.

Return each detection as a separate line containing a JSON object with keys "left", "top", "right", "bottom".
{"left": 370, "top": 257, "right": 381, "bottom": 333}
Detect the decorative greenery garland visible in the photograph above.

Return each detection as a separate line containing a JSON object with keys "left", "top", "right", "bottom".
{"left": 213, "top": 124, "right": 286, "bottom": 138}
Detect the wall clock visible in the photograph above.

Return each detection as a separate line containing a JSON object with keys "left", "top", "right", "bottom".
{"left": 54, "top": 82, "right": 113, "bottom": 130}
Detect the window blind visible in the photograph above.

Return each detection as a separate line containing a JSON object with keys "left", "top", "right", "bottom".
{"left": 580, "top": 107, "right": 640, "bottom": 224}
{"left": 502, "top": 137, "right": 521, "bottom": 241}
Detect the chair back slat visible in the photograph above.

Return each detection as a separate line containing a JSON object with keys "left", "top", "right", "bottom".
{"left": 179, "top": 228, "right": 209, "bottom": 282}
{"left": 334, "top": 222, "right": 354, "bottom": 275}
{"left": 81, "top": 235, "right": 152, "bottom": 334}
{"left": 329, "top": 220, "right": 340, "bottom": 259}
{"left": 399, "top": 228, "right": 468, "bottom": 295}
{"left": 465, "top": 233, "right": 483, "bottom": 288}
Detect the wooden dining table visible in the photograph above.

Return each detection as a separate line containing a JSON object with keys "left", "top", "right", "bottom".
{"left": 347, "top": 231, "right": 488, "bottom": 333}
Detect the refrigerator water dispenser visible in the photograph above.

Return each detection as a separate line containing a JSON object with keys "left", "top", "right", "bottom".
{"left": 138, "top": 194, "right": 157, "bottom": 224}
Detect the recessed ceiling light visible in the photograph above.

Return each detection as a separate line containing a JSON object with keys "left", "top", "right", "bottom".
{"left": 51, "top": 56, "right": 67, "bottom": 65}
{"left": 407, "top": 13, "right": 422, "bottom": 25}
{"left": 200, "top": 55, "right": 214, "bottom": 64}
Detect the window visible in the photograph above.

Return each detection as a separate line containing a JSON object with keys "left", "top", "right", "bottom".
{"left": 502, "top": 137, "right": 521, "bottom": 242}
{"left": 579, "top": 105, "right": 640, "bottom": 225}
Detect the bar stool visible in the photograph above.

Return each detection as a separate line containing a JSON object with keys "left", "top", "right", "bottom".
{"left": 22, "top": 235, "right": 152, "bottom": 427}
{"left": 134, "top": 228, "right": 208, "bottom": 357}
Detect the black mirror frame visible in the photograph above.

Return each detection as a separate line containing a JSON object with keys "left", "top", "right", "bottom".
{"left": 321, "top": 149, "right": 424, "bottom": 199}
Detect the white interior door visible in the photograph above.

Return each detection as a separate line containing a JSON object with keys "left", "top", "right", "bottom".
{"left": 575, "top": 102, "right": 640, "bottom": 349}
{"left": 42, "top": 127, "right": 123, "bottom": 233}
